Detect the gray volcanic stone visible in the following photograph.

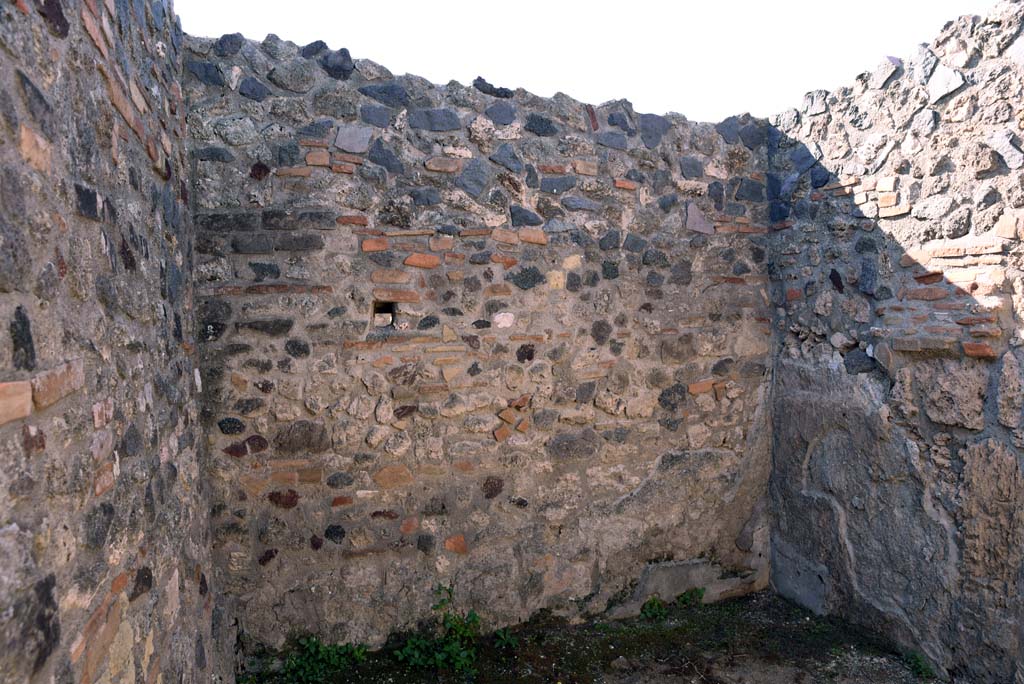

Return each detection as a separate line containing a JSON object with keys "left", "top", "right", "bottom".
{"left": 510, "top": 205, "right": 543, "bottom": 226}
{"left": 214, "top": 33, "right": 244, "bottom": 57}
{"left": 268, "top": 60, "right": 318, "bottom": 93}
{"left": 239, "top": 77, "right": 271, "bottom": 101}
{"left": 367, "top": 139, "right": 404, "bottom": 174}
{"left": 638, "top": 113, "right": 671, "bottom": 148}
{"left": 186, "top": 60, "right": 224, "bottom": 87}
{"left": 735, "top": 178, "right": 765, "bottom": 202}
{"left": 301, "top": 40, "right": 328, "bottom": 58}
{"left": 360, "top": 105, "right": 391, "bottom": 128}
{"left": 716, "top": 116, "right": 741, "bottom": 144}
{"left": 540, "top": 176, "right": 576, "bottom": 194}
{"left": 679, "top": 156, "right": 704, "bottom": 179}
{"left": 473, "top": 76, "right": 514, "bottom": 98}
{"left": 599, "top": 230, "right": 621, "bottom": 250}
{"left": 489, "top": 143, "right": 523, "bottom": 173}
{"left": 596, "top": 131, "right": 628, "bottom": 150}
{"left": 485, "top": 102, "right": 515, "bottom": 126}
{"left": 524, "top": 114, "right": 558, "bottom": 136}
{"left": 546, "top": 428, "right": 601, "bottom": 458}
{"left": 320, "top": 48, "right": 355, "bottom": 80}
{"left": 334, "top": 124, "right": 374, "bottom": 153}
{"left": 506, "top": 266, "right": 545, "bottom": 290}
{"left": 408, "top": 108, "right": 461, "bottom": 131}
{"left": 358, "top": 81, "right": 410, "bottom": 108}
{"left": 457, "top": 158, "right": 491, "bottom": 197}
{"left": 562, "top": 195, "right": 601, "bottom": 212}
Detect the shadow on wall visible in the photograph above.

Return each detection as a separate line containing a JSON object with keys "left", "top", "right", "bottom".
{"left": 762, "top": 17, "right": 1024, "bottom": 681}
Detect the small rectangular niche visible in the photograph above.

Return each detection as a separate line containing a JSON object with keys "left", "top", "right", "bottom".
{"left": 372, "top": 301, "right": 396, "bottom": 328}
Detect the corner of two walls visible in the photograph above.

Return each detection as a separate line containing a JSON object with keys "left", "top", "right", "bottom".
{"left": 767, "top": 3, "right": 1024, "bottom": 680}
{"left": 0, "top": 1, "right": 222, "bottom": 684}
{"left": 184, "top": 33, "right": 774, "bottom": 651}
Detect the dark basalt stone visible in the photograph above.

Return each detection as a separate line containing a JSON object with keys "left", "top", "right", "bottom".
{"left": 473, "top": 76, "right": 513, "bottom": 98}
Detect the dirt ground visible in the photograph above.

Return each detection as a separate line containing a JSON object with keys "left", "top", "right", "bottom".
{"left": 240, "top": 591, "right": 927, "bottom": 684}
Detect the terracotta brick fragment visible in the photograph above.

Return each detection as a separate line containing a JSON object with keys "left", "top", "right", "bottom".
{"left": 31, "top": 359, "right": 85, "bottom": 409}
{"left": 371, "top": 269, "right": 412, "bottom": 284}
{"left": 688, "top": 379, "right": 715, "bottom": 395}
{"left": 491, "top": 253, "right": 517, "bottom": 268}
{"left": 331, "top": 163, "right": 355, "bottom": 174}
{"left": 429, "top": 236, "right": 455, "bottom": 251}
{"left": 538, "top": 163, "right": 571, "bottom": 174}
{"left": 493, "top": 424, "right": 512, "bottom": 442}
{"left": 491, "top": 228, "right": 519, "bottom": 244}
{"left": 334, "top": 152, "right": 364, "bottom": 165}
{"left": 425, "top": 157, "right": 462, "bottom": 173}
{"left": 444, "top": 534, "right": 468, "bottom": 554}
{"left": 963, "top": 341, "right": 998, "bottom": 359}
{"left": 405, "top": 253, "right": 441, "bottom": 269}
{"left": 305, "top": 148, "right": 329, "bottom": 164}
{"left": 879, "top": 203, "right": 911, "bottom": 218}
{"left": 497, "top": 408, "right": 517, "bottom": 424}
{"left": 362, "top": 237, "right": 389, "bottom": 252}
{"left": 518, "top": 228, "right": 548, "bottom": 245}
{"left": 614, "top": 178, "right": 638, "bottom": 190}
{"left": 338, "top": 214, "right": 368, "bottom": 226}
{"left": 331, "top": 496, "right": 353, "bottom": 507}
{"left": 573, "top": 159, "right": 599, "bottom": 176}
{"left": 19, "top": 125, "right": 51, "bottom": 173}
{"left": 0, "top": 382, "right": 32, "bottom": 427}
{"left": 276, "top": 166, "right": 312, "bottom": 177}
{"left": 906, "top": 287, "right": 949, "bottom": 301}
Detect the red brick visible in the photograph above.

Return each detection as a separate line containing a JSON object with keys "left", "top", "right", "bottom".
{"left": 573, "top": 159, "right": 599, "bottom": 176}
{"left": 491, "top": 253, "right": 517, "bottom": 268}
{"left": 19, "top": 125, "right": 51, "bottom": 174}
{"left": 334, "top": 152, "right": 364, "bottom": 165}
{"left": 491, "top": 228, "right": 519, "bottom": 244}
{"left": 459, "top": 228, "right": 491, "bottom": 237}
{"left": 306, "top": 149, "right": 330, "bottom": 166}
{"left": 963, "top": 341, "right": 998, "bottom": 359}
{"left": 373, "top": 288, "right": 421, "bottom": 303}
{"left": 405, "top": 253, "right": 441, "bottom": 269}
{"left": 337, "top": 214, "right": 368, "bottom": 226}
{"left": 444, "top": 534, "right": 468, "bottom": 555}
{"left": 371, "top": 269, "right": 412, "bottom": 284}
{"left": 331, "top": 496, "right": 353, "bottom": 507}
{"left": 497, "top": 408, "right": 517, "bottom": 424}
{"left": 0, "top": 381, "right": 32, "bottom": 427}
{"left": 614, "top": 178, "right": 638, "bottom": 190}
{"left": 400, "top": 517, "right": 419, "bottom": 535}
{"left": 429, "top": 236, "right": 455, "bottom": 251}
{"left": 785, "top": 288, "right": 803, "bottom": 301}
{"left": 362, "top": 237, "right": 389, "bottom": 252}
{"left": 425, "top": 157, "right": 462, "bottom": 173}
{"left": 493, "top": 424, "right": 512, "bottom": 442}
{"left": 912, "top": 271, "right": 944, "bottom": 284}
{"left": 906, "top": 287, "right": 949, "bottom": 301}
{"left": 81, "top": 5, "right": 109, "bottom": 59}
{"left": 688, "top": 379, "right": 715, "bottom": 395}
{"left": 519, "top": 228, "right": 548, "bottom": 245}
{"left": 31, "top": 359, "right": 85, "bottom": 409}
{"left": 538, "top": 163, "right": 571, "bottom": 174}
{"left": 276, "top": 166, "right": 313, "bottom": 177}
{"left": 331, "top": 163, "right": 355, "bottom": 174}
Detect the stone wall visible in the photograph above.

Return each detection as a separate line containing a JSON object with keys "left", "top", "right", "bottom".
{"left": 0, "top": 1, "right": 220, "bottom": 683}
{"left": 768, "top": 3, "right": 1024, "bottom": 681}
{"left": 184, "top": 33, "right": 775, "bottom": 650}
{"left": 3, "top": 1, "right": 1024, "bottom": 682}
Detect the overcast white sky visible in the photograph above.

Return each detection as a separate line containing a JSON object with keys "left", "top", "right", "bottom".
{"left": 176, "top": 0, "right": 1000, "bottom": 122}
